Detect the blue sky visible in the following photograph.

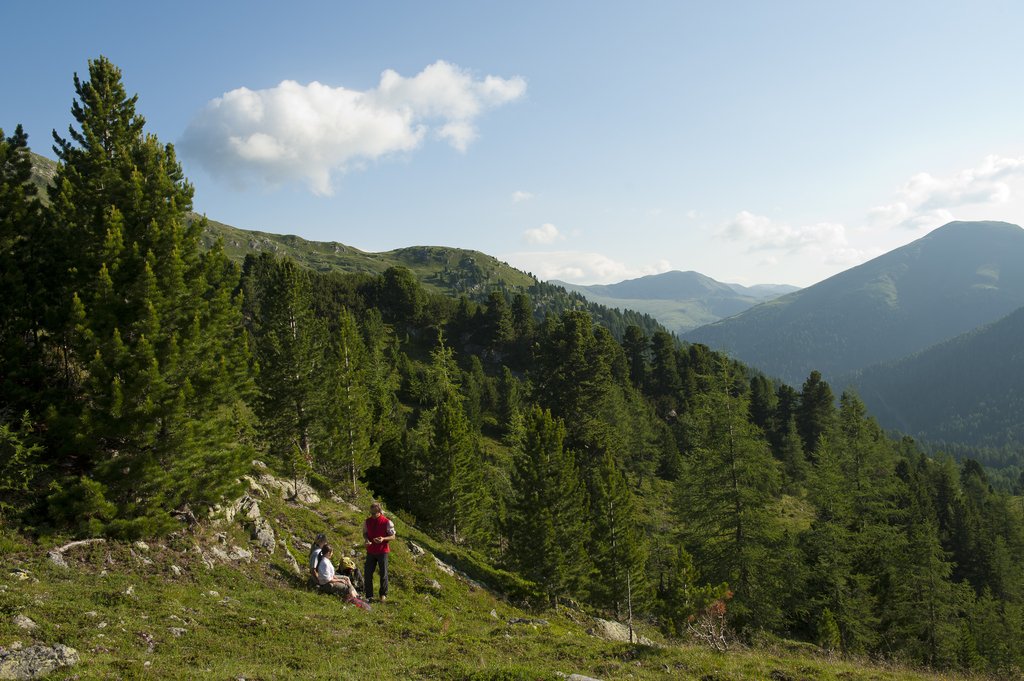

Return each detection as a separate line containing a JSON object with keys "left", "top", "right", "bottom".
{"left": 5, "top": 1, "right": 1024, "bottom": 287}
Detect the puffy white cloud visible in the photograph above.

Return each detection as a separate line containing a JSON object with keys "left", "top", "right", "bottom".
{"left": 511, "top": 190, "right": 534, "bottom": 203}
{"left": 870, "top": 154, "right": 1024, "bottom": 228}
{"left": 502, "top": 251, "right": 671, "bottom": 284}
{"left": 719, "top": 211, "right": 847, "bottom": 252}
{"left": 523, "top": 223, "right": 563, "bottom": 244}
{"left": 180, "top": 61, "right": 526, "bottom": 195}
{"left": 717, "top": 211, "right": 866, "bottom": 269}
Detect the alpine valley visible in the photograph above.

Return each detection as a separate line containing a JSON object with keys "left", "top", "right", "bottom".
{"left": 2, "top": 59, "right": 1023, "bottom": 681}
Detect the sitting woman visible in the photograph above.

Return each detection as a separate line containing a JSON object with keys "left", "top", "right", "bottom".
{"left": 316, "top": 545, "right": 359, "bottom": 600}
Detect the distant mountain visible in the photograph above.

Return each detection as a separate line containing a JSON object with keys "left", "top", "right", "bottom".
{"left": 553, "top": 270, "right": 798, "bottom": 334}
{"left": 847, "top": 305, "right": 1024, "bottom": 448}
{"left": 684, "top": 221, "right": 1024, "bottom": 386}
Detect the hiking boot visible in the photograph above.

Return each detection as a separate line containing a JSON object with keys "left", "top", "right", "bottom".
{"left": 379, "top": 595, "right": 387, "bottom": 603}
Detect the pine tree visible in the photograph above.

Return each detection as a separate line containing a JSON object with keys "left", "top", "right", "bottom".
{"left": 796, "top": 370, "right": 835, "bottom": 458}
{"left": 249, "top": 256, "right": 326, "bottom": 485}
{"left": 46, "top": 57, "right": 254, "bottom": 532}
{"left": 506, "top": 407, "right": 591, "bottom": 605}
{"left": 417, "top": 335, "right": 491, "bottom": 546}
{"left": 622, "top": 325, "right": 649, "bottom": 390}
{"left": 0, "top": 125, "right": 46, "bottom": 415}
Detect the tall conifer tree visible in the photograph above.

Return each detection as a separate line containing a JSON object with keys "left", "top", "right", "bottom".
{"left": 506, "top": 407, "right": 591, "bottom": 605}
{"left": 250, "top": 256, "right": 326, "bottom": 484}
{"left": 323, "top": 307, "right": 376, "bottom": 495}
{"left": 46, "top": 57, "right": 253, "bottom": 531}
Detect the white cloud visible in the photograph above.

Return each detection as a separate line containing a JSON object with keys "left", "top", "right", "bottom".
{"left": 523, "top": 223, "right": 563, "bottom": 245}
{"left": 502, "top": 251, "right": 672, "bottom": 284}
{"left": 717, "top": 211, "right": 866, "bottom": 269}
{"left": 870, "top": 154, "right": 1024, "bottom": 229}
{"left": 511, "top": 190, "right": 534, "bottom": 203}
{"left": 180, "top": 61, "right": 526, "bottom": 195}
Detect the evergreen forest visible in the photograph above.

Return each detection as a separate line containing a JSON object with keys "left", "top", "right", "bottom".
{"left": 3, "top": 58, "right": 1024, "bottom": 675}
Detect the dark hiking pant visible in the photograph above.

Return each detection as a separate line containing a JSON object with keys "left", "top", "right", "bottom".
{"left": 365, "top": 553, "right": 388, "bottom": 598}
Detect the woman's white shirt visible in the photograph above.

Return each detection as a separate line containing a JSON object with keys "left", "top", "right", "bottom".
{"left": 317, "top": 556, "right": 335, "bottom": 585}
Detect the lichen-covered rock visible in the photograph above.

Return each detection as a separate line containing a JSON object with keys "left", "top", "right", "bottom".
{"left": 255, "top": 474, "right": 320, "bottom": 504}
{"left": 0, "top": 643, "right": 79, "bottom": 680}
{"left": 587, "top": 618, "right": 653, "bottom": 646}
{"left": 251, "top": 517, "right": 275, "bottom": 553}
{"left": 11, "top": 616, "right": 35, "bottom": 631}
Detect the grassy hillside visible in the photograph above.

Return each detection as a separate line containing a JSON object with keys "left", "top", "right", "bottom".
{"left": 0, "top": 470, "right": 984, "bottom": 681}
{"left": 199, "top": 216, "right": 536, "bottom": 300}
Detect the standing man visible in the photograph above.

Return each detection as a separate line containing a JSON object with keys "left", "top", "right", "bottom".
{"left": 363, "top": 501, "right": 395, "bottom": 602}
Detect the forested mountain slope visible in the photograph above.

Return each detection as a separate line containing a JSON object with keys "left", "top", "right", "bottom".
{"left": 685, "top": 221, "right": 1024, "bottom": 386}
{"left": 849, "top": 304, "right": 1024, "bottom": 448}
{"left": 555, "top": 270, "right": 798, "bottom": 334}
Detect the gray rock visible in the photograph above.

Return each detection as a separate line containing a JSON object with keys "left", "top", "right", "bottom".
{"left": 170, "top": 565, "right": 182, "bottom": 577}
{"left": 228, "top": 546, "right": 253, "bottom": 561}
{"left": 45, "top": 552, "right": 67, "bottom": 569}
{"left": 251, "top": 517, "right": 275, "bottom": 553}
{"left": 424, "top": 578, "right": 442, "bottom": 594}
{"left": 11, "top": 616, "right": 35, "bottom": 631}
{"left": 433, "top": 556, "right": 456, "bottom": 576}
{"left": 406, "top": 541, "right": 426, "bottom": 558}
{"left": 0, "top": 643, "right": 79, "bottom": 680}
{"left": 255, "top": 474, "right": 320, "bottom": 505}
{"left": 242, "top": 475, "right": 269, "bottom": 498}
{"left": 587, "top": 618, "right": 653, "bottom": 646}
{"left": 168, "top": 627, "right": 187, "bottom": 637}
{"left": 279, "top": 541, "right": 302, "bottom": 575}
{"left": 133, "top": 541, "right": 149, "bottom": 552}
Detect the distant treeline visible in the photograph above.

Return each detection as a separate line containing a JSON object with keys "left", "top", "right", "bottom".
{"left": 2, "top": 57, "right": 1023, "bottom": 674}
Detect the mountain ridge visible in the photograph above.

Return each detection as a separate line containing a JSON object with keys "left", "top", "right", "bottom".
{"left": 553, "top": 270, "right": 799, "bottom": 334}
{"left": 684, "top": 220, "right": 1024, "bottom": 385}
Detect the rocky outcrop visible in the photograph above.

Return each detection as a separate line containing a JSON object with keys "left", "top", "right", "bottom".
{"left": 0, "top": 643, "right": 79, "bottom": 680}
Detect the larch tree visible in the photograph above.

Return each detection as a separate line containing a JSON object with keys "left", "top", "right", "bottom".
{"left": 677, "top": 358, "right": 785, "bottom": 631}
{"left": 323, "top": 307, "right": 376, "bottom": 495}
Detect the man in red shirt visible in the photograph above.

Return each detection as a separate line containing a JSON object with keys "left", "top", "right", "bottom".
{"left": 363, "top": 501, "right": 395, "bottom": 602}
